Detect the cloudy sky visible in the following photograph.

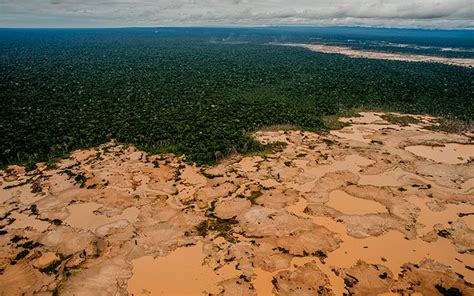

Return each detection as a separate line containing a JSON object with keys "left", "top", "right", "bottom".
{"left": 0, "top": 0, "right": 473, "bottom": 28}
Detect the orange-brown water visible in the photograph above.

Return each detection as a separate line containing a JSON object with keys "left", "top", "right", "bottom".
{"left": 288, "top": 197, "right": 474, "bottom": 294}
{"left": 326, "top": 190, "right": 388, "bottom": 215}
{"left": 128, "top": 243, "right": 239, "bottom": 295}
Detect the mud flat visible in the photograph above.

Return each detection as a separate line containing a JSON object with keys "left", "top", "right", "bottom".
{"left": 1, "top": 111, "right": 473, "bottom": 295}
{"left": 326, "top": 190, "right": 388, "bottom": 215}
{"left": 405, "top": 143, "right": 474, "bottom": 165}
{"left": 277, "top": 43, "right": 474, "bottom": 68}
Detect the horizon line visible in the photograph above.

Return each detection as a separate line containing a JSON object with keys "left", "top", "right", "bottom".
{"left": 0, "top": 24, "right": 473, "bottom": 31}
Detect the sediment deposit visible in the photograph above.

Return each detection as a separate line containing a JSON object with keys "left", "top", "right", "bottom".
{"left": 278, "top": 43, "right": 474, "bottom": 68}
{"left": 1, "top": 112, "right": 473, "bottom": 295}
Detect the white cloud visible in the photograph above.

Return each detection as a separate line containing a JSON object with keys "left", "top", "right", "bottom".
{"left": 0, "top": 0, "right": 473, "bottom": 28}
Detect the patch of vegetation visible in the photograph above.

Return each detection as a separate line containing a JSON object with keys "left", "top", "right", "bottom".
{"left": 0, "top": 212, "right": 11, "bottom": 221}
{"left": 312, "top": 250, "right": 327, "bottom": 261}
{"left": 258, "top": 124, "right": 298, "bottom": 132}
{"left": 74, "top": 174, "right": 88, "bottom": 188}
{"left": 30, "top": 180, "right": 43, "bottom": 194}
{"left": 271, "top": 277, "right": 278, "bottom": 289}
{"left": 45, "top": 154, "right": 70, "bottom": 170}
{"left": 321, "top": 115, "right": 350, "bottom": 131}
{"left": 343, "top": 275, "right": 360, "bottom": 289}
{"left": 30, "top": 204, "right": 39, "bottom": 215}
{"left": 319, "top": 107, "right": 372, "bottom": 132}
{"left": 322, "top": 139, "right": 335, "bottom": 146}
{"left": 265, "top": 141, "right": 288, "bottom": 153}
{"left": 20, "top": 240, "right": 41, "bottom": 249}
{"left": 242, "top": 139, "right": 288, "bottom": 159}
{"left": 273, "top": 247, "right": 290, "bottom": 254}
{"left": 381, "top": 114, "right": 420, "bottom": 126}
{"left": 10, "top": 235, "right": 26, "bottom": 243}
{"left": 91, "top": 239, "right": 105, "bottom": 258}
{"left": 59, "top": 169, "right": 89, "bottom": 188}
{"left": 371, "top": 140, "right": 384, "bottom": 145}
{"left": 24, "top": 162, "right": 37, "bottom": 172}
{"left": 425, "top": 117, "right": 473, "bottom": 134}
{"left": 208, "top": 200, "right": 217, "bottom": 213}
{"left": 437, "top": 229, "right": 451, "bottom": 238}
{"left": 39, "top": 259, "right": 63, "bottom": 275}
{"left": 435, "top": 284, "right": 462, "bottom": 296}
{"left": 14, "top": 249, "right": 30, "bottom": 261}
{"left": 248, "top": 190, "right": 263, "bottom": 205}
{"left": 195, "top": 220, "right": 210, "bottom": 237}
{"left": 195, "top": 216, "right": 239, "bottom": 242}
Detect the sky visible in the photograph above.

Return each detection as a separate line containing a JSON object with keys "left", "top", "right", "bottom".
{"left": 0, "top": 0, "right": 473, "bottom": 28}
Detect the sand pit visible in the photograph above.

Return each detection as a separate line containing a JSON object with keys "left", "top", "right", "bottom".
{"left": 1, "top": 111, "right": 473, "bottom": 295}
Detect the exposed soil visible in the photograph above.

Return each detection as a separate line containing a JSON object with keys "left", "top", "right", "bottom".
{"left": 278, "top": 43, "right": 474, "bottom": 68}
{"left": 0, "top": 112, "right": 473, "bottom": 295}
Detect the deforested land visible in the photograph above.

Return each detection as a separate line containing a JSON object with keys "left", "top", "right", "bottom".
{"left": 0, "top": 27, "right": 473, "bottom": 296}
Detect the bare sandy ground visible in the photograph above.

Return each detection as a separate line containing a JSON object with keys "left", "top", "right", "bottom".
{"left": 278, "top": 43, "right": 474, "bottom": 68}
{"left": 0, "top": 112, "right": 473, "bottom": 295}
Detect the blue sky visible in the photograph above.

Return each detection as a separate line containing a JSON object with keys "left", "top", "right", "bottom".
{"left": 0, "top": 0, "right": 473, "bottom": 28}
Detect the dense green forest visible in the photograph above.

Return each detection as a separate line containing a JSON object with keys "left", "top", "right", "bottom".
{"left": 0, "top": 28, "right": 473, "bottom": 166}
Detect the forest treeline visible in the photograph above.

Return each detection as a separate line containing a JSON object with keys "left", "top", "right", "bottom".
{"left": 0, "top": 28, "right": 473, "bottom": 166}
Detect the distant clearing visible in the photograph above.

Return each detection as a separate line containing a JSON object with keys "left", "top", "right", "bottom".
{"left": 278, "top": 43, "right": 474, "bottom": 68}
